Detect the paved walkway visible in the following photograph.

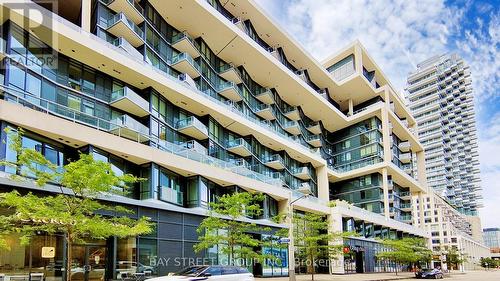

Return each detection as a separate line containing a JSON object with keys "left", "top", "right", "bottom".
{"left": 255, "top": 270, "right": 500, "bottom": 281}
{"left": 256, "top": 272, "right": 415, "bottom": 281}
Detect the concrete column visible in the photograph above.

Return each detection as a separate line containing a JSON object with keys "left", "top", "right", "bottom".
{"left": 416, "top": 151, "right": 428, "bottom": 188}
{"left": 354, "top": 44, "right": 363, "bottom": 74}
{"left": 418, "top": 192, "right": 425, "bottom": 229}
{"left": 382, "top": 168, "right": 390, "bottom": 219}
{"left": 329, "top": 207, "right": 345, "bottom": 274}
{"left": 348, "top": 99, "right": 354, "bottom": 116}
{"left": 316, "top": 165, "right": 330, "bottom": 202}
{"left": 381, "top": 107, "right": 392, "bottom": 164}
{"left": 81, "top": 0, "right": 92, "bottom": 32}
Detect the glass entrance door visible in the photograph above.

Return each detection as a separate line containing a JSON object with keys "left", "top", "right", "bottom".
{"left": 70, "top": 244, "right": 107, "bottom": 281}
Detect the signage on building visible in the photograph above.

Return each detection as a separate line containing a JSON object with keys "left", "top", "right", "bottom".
{"left": 278, "top": 238, "right": 290, "bottom": 244}
{"left": 41, "top": 247, "right": 55, "bottom": 258}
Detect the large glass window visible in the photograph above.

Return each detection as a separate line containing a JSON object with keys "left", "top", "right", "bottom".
{"left": 0, "top": 233, "right": 64, "bottom": 280}
{"left": 8, "top": 64, "right": 25, "bottom": 90}
{"left": 138, "top": 238, "right": 158, "bottom": 276}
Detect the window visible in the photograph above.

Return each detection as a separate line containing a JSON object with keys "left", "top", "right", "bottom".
{"left": 68, "top": 62, "right": 82, "bottom": 90}
{"left": 82, "top": 100, "right": 95, "bottom": 115}
{"left": 26, "top": 73, "right": 41, "bottom": 97}
{"left": 9, "top": 64, "right": 25, "bottom": 90}
{"left": 67, "top": 94, "right": 81, "bottom": 111}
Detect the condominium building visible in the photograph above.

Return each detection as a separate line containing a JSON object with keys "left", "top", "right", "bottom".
{"left": 412, "top": 192, "right": 490, "bottom": 270}
{"left": 0, "top": 0, "right": 429, "bottom": 279}
{"left": 483, "top": 228, "right": 500, "bottom": 254}
{"left": 406, "top": 53, "right": 482, "bottom": 216}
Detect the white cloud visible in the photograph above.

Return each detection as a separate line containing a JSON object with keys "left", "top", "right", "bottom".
{"left": 256, "top": 0, "right": 465, "bottom": 92}
{"left": 256, "top": 0, "right": 500, "bottom": 227}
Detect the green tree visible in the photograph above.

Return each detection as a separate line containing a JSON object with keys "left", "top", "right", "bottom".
{"left": 293, "top": 213, "right": 347, "bottom": 281}
{"left": 0, "top": 128, "right": 153, "bottom": 280}
{"left": 480, "top": 257, "right": 498, "bottom": 269}
{"left": 194, "top": 192, "right": 273, "bottom": 266}
{"left": 445, "top": 248, "right": 466, "bottom": 270}
{"left": 376, "top": 237, "right": 431, "bottom": 275}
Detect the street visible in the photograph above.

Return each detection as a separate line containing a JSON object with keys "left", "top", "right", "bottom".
{"left": 255, "top": 270, "right": 500, "bottom": 281}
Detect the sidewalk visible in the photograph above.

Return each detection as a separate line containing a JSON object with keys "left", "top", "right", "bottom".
{"left": 256, "top": 272, "right": 415, "bottom": 281}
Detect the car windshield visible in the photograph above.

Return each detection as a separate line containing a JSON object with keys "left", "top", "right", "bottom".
{"left": 174, "top": 266, "right": 207, "bottom": 276}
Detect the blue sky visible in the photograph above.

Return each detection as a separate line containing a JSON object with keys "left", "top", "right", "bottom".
{"left": 254, "top": 0, "right": 500, "bottom": 228}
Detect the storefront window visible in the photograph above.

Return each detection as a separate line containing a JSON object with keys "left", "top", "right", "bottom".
{"left": 0, "top": 233, "right": 64, "bottom": 280}
{"left": 138, "top": 238, "right": 158, "bottom": 276}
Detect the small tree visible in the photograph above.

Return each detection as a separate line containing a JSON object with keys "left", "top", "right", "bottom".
{"left": 445, "top": 248, "right": 466, "bottom": 270}
{"left": 194, "top": 192, "right": 272, "bottom": 266}
{"left": 0, "top": 128, "right": 153, "bottom": 280}
{"left": 377, "top": 237, "right": 431, "bottom": 275}
{"left": 293, "top": 213, "right": 347, "bottom": 281}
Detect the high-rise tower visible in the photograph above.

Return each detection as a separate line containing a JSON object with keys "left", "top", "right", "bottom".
{"left": 406, "top": 54, "right": 482, "bottom": 215}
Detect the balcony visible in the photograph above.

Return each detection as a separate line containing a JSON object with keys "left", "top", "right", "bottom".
{"left": 400, "top": 203, "right": 412, "bottom": 211}
{"left": 106, "top": 12, "right": 144, "bottom": 47}
{"left": 293, "top": 166, "right": 311, "bottom": 180}
{"left": 398, "top": 141, "right": 410, "bottom": 152}
{"left": 283, "top": 120, "right": 301, "bottom": 135}
{"left": 176, "top": 116, "right": 208, "bottom": 140}
{"left": 217, "top": 81, "right": 242, "bottom": 102}
{"left": 283, "top": 106, "right": 300, "bottom": 121}
{"left": 254, "top": 88, "right": 274, "bottom": 104}
{"left": 264, "top": 154, "right": 285, "bottom": 170}
{"left": 103, "top": 0, "right": 144, "bottom": 25}
{"left": 218, "top": 63, "right": 242, "bottom": 84}
{"left": 109, "top": 114, "right": 149, "bottom": 142}
{"left": 255, "top": 104, "right": 275, "bottom": 120}
{"left": 171, "top": 31, "right": 199, "bottom": 59}
{"left": 160, "top": 186, "right": 183, "bottom": 205}
{"left": 306, "top": 134, "right": 322, "bottom": 147}
{"left": 110, "top": 86, "right": 149, "bottom": 117}
{"left": 226, "top": 138, "right": 252, "bottom": 157}
{"left": 400, "top": 191, "right": 412, "bottom": 199}
{"left": 399, "top": 152, "right": 411, "bottom": 164}
{"left": 400, "top": 215, "right": 412, "bottom": 222}
{"left": 403, "top": 166, "right": 413, "bottom": 175}
{"left": 170, "top": 53, "right": 201, "bottom": 78}
{"left": 112, "top": 37, "right": 142, "bottom": 60}
{"left": 297, "top": 182, "right": 312, "bottom": 195}
{"left": 306, "top": 121, "right": 321, "bottom": 135}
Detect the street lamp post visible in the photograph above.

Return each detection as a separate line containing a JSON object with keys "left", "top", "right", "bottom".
{"left": 288, "top": 188, "right": 311, "bottom": 281}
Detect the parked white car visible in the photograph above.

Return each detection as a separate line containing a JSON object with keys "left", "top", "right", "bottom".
{"left": 147, "top": 265, "right": 254, "bottom": 281}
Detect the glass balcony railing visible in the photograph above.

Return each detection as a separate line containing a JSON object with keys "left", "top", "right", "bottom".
{"left": 103, "top": 0, "right": 144, "bottom": 25}
{"left": 400, "top": 203, "right": 412, "bottom": 209}
{"left": 264, "top": 154, "right": 285, "bottom": 170}
{"left": 40, "top": 10, "right": 324, "bottom": 158}
{"left": 226, "top": 138, "right": 252, "bottom": 157}
{"left": 170, "top": 52, "right": 201, "bottom": 78}
{"left": 0, "top": 85, "right": 294, "bottom": 189}
{"left": 216, "top": 81, "right": 243, "bottom": 101}
{"left": 218, "top": 63, "right": 242, "bottom": 84}
{"left": 292, "top": 166, "right": 311, "bottom": 180}
{"left": 106, "top": 12, "right": 144, "bottom": 47}
{"left": 176, "top": 116, "right": 208, "bottom": 140}
{"left": 159, "top": 186, "right": 183, "bottom": 205}
{"left": 400, "top": 191, "right": 411, "bottom": 198}
{"left": 111, "top": 36, "right": 142, "bottom": 60}
{"left": 171, "top": 31, "right": 199, "bottom": 59}
{"left": 283, "top": 120, "right": 300, "bottom": 135}
{"left": 110, "top": 114, "right": 149, "bottom": 141}
{"left": 329, "top": 153, "right": 384, "bottom": 173}
{"left": 306, "top": 134, "right": 322, "bottom": 147}
{"left": 110, "top": 86, "right": 149, "bottom": 117}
